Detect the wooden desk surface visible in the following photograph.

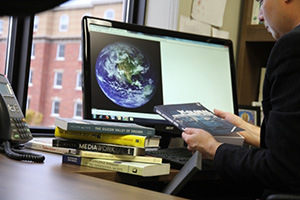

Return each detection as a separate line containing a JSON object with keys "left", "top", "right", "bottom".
{"left": 0, "top": 151, "right": 186, "bottom": 200}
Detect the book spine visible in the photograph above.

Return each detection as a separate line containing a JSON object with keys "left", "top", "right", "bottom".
{"left": 52, "top": 139, "right": 145, "bottom": 156}
{"left": 62, "top": 154, "right": 132, "bottom": 173}
{"left": 63, "top": 154, "right": 169, "bottom": 176}
{"left": 79, "top": 151, "right": 162, "bottom": 164}
{"left": 69, "top": 124, "right": 155, "bottom": 137}
{"left": 54, "top": 127, "right": 147, "bottom": 148}
{"left": 82, "top": 158, "right": 170, "bottom": 177}
{"left": 81, "top": 157, "right": 143, "bottom": 176}
{"left": 25, "top": 141, "right": 77, "bottom": 155}
{"left": 153, "top": 107, "right": 185, "bottom": 131}
{"left": 62, "top": 154, "right": 83, "bottom": 165}
{"left": 55, "top": 118, "right": 155, "bottom": 137}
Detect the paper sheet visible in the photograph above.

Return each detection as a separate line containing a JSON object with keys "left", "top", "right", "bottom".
{"left": 191, "top": 0, "right": 227, "bottom": 27}
{"left": 179, "top": 15, "right": 211, "bottom": 36}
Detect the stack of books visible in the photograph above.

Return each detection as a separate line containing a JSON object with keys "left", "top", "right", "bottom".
{"left": 52, "top": 117, "right": 170, "bottom": 177}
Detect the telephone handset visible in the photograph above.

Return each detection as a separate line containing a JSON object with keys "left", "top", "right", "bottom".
{"left": 0, "top": 74, "right": 44, "bottom": 162}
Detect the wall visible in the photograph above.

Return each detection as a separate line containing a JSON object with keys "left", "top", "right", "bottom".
{"left": 146, "top": 0, "right": 243, "bottom": 65}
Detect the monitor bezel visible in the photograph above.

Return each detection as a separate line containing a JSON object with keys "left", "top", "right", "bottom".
{"left": 81, "top": 16, "right": 239, "bottom": 134}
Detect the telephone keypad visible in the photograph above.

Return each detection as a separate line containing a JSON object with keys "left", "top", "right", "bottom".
{"left": 11, "top": 117, "right": 32, "bottom": 140}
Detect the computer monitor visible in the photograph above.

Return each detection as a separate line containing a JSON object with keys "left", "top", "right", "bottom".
{"left": 81, "top": 16, "right": 238, "bottom": 135}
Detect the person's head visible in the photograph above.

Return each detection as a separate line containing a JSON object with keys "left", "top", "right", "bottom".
{"left": 258, "top": 0, "right": 300, "bottom": 40}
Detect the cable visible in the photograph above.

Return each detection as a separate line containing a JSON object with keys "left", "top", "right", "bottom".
{"left": 1, "top": 140, "right": 45, "bottom": 163}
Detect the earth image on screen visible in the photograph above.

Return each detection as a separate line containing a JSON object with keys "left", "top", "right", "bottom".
{"left": 95, "top": 42, "right": 157, "bottom": 108}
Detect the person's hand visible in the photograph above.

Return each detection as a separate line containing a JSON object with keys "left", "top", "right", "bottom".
{"left": 214, "top": 109, "right": 245, "bottom": 128}
{"left": 182, "top": 128, "right": 222, "bottom": 160}
{"left": 214, "top": 109, "right": 261, "bottom": 147}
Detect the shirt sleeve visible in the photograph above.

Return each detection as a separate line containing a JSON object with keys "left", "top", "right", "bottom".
{"left": 213, "top": 26, "right": 300, "bottom": 193}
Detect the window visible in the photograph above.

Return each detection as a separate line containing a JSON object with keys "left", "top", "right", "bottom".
{"left": 56, "top": 44, "right": 65, "bottom": 60}
{"left": 74, "top": 100, "right": 82, "bottom": 118}
{"left": 33, "top": 16, "right": 39, "bottom": 32}
{"left": 31, "top": 43, "right": 35, "bottom": 59}
{"left": 28, "top": 69, "right": 33, "bottom": 87}
{"left": 104, "top": 9, "right": 115, "bottom": 20}
{"left": 75, "top": 71, "right": 82, "bottom": 90}
{"left": 78, "top": 43, "right": 82, "bottom": 61}
{"left": 26, "top": 97, "right": 30, "bottom": 110}
{"left": 0, "top": 17, "right": 8, "bottom": 74}
{"left": 54, "top": 71, "right": 63, "bottom": 88}
{"left": 0, "top": 20, "right": 3, "bottom": 34}
{"left": 59, "top": 15, "right": 69, "bottom": 32}
{"left": 21, "top": 0, "right": 144, "bottom": 128}
{"left": 51, "top": 98, "right": 60, "bottom": 116}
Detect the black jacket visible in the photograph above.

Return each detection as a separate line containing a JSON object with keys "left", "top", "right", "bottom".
{"left": 214, "top": 25, "right": 300, "bottom": 195}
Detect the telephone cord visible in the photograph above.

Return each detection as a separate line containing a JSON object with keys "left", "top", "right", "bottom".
{"left": 0, "top": 140, "right": 45, "bottom": 162}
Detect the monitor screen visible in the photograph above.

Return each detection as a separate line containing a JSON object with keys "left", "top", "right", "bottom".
{"left": 82, "top": 16, "right": 238, "bottom": 134}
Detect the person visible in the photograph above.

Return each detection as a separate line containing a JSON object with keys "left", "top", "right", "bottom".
{"left": 182, "top": 0, "right": 300, "bottom": 199}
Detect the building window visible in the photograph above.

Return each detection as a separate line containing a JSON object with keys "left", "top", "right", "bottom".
{"left": 31, "top": 43, "right": 35, "bottom": 59}
{"left": 78, "top": 43, "right": 82, "bottom": 61}
{"left": 75, "top": 71, "right": 82, "bottom": 90}
{"left": 51, "top": 98, "right": 60, "bottom": 116}
{"left": 26, "top": 97, "right": 30, "bottom": 110}
{"left": 0, "top": 20, "right": 3, "bottom": 34}
{"left": 33, "top": 16, "right": 39, "bottom": 32}
{"left": 23, "top": 1, "right": 128, "bottom": 127}
{"left": 54, "top": 71, "right": 63, "bottom": 89}
{"left": 56, "top": 44, "right": 65, "bottom": 60}
{"left": 59, "top": 14, "right": 69, "bottom": 32}
{"left": 104, "top": 9, "right": 115, "bottom": 20}
{"left": 74, "top": 100, "right": 82, "bottom": 118}
{"left": 28, "top": 69, "right": 33, "bottom": 87}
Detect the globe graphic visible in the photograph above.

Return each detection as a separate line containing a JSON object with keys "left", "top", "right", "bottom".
{"left": 95, "top": 42, "right": 157, "bottom": 108}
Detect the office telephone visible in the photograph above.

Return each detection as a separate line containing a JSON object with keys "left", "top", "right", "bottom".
{"left": 0, "top": 74, "right": 44, "bottom": 162}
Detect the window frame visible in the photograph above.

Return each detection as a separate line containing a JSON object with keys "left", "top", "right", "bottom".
{"left": 0, "top": 19, "right": 4, "bottom": 34}
{"left": 28, "top": 69, "right": 33, "bottom": 87}
{"left": 75, "top": 71, "right": 82, "bottom": 90}
{"left": 56, "top": 43, "right": 65, "bottom": 60}
{"left": 78, "top": 43, "right": 82, "bottom": 61}
{"left": 5, "top": 0, "right": 146, "bottom": 135}
{"left": 5, "top": 15, "right": 34, "bottom": 114}
{"left": 104, "top": 9, "right": 115, "bottom": 20}
{"left": 53, "top": 71, "right": 63, "bottom": 89}
{"left": 59, "top": 14, "right": 69, "bottom": 32}
{"left": 31, "top": 42, "right": 35, "bottom": 59}
{"left": 51, "top": 98, "right": 61, "bottom": 116}
{"left": 26, "top": 96, "right": 30, "bottom": 110}
{"left": 33, "top": 16, "right": 39, "bottom": 32}
{"left": 73, "top": 100, "right": 82, "bottom": 119}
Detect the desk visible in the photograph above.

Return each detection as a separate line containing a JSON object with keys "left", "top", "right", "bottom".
{"left": 0, "top": 151, "right": 186, "bottom": 200}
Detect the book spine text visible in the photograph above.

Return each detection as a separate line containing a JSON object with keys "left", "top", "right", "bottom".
{"left": 53, "top": 139, "right": 145, "bottom": 156}
{"left": 54, "top": 127, "right": 147, "bottom": 148}
{"left": 79, "top": 151, "right": 162, "bottom": 164}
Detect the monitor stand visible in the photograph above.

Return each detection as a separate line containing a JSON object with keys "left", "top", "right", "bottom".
{"left": 163, "top": 151, "right": 202, "bottom": 195}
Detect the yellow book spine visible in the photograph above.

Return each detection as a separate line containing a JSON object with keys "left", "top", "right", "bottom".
{"left": 54, "top": 127, "right": 146, "bottom": 148}
{"left": 79, "top": 151, "right": 162, "bottom": 164}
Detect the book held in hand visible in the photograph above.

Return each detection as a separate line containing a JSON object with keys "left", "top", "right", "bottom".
{"left": 54, "top": 117, "right": 155, "bottom": 137}
{"left": 154, "top": 102, "right": 244, "bottom": 146}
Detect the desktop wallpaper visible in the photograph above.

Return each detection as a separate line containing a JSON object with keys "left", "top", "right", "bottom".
{"left": 90, "top": 32, "right": 163, "bottom": 114}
